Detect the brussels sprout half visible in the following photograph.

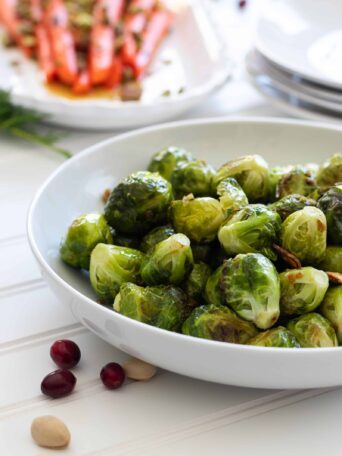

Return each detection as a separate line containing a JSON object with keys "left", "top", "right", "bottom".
{"left": 140, "top": 225, "right": 175, "bottom": 253}
{"left": 147, "top": 146, "right": 194, "bottom": 181}
{"left": 140, "top": 233, "right": 194, "bottom": 285}
{"left": 280, "top": 207, "right": 327, "bottom": 265}
{"left": 221, "top": 253, "right": 280, "bottom": 329}
{"left": 171, "top": 160, "right": 216, "bottom": 198}
{"left": 320, "top": 286, "right": 342, "bottom": 343}
{"left": 247, "top": 326, "right": 300, "bottom": 348}
{"left": 317, "top": 184, "right": 342, "bottom": 245}
{"left": 170, "top": 195, "right": 226, "bottom": 244}
{"left": 276, "top": 166, "right": 316, "bottom": 199}
{"left": 319, "top": 246, "right": 342, "bottom": 273}
{"left": 215, "top": 154, "right": 271, "bottom": 202}
{"left": 90, "top": 243, "right": 144, "bottom": 303}
{"left": 316, "top": 153, "right": 342, "bottom": 190}
{"left": 287, "top": 313, "right": 338, "bottom": 347}
{"left": 268, "top": 165, "right": 294, "bottom": 202}
{"left": 182, "top": 304, "right": 258, "bottom": 344}
{"left": 279, "top": 267, "right": 329, "bottom": 316}
{"left": 114, "top": 282, "right": 192, "bottom": 331}
{"left": 218, "top": 204, "right": 281, "bottom": 261}
{"left": 270, "top": 194, "right": 317, "bottom": 221}
{"left": 60, "top": 213, "right": 113, "bottom": 270}
{"left": 184, "top": 262, "right": 212, "bottom": 303}
{"left": 216, "top": 177, "right": 248, "bottom": 214}
{"left": 104, "top": 171, "right": 173, "bottom": 235}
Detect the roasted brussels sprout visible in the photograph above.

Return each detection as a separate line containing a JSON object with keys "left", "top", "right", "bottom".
{"left": 140, "top": 225, "right": 175, "bottom": 253}
{"left": 218, "top": 204, "right": 281, "bottom": 261}
{"left": 204, "top": 264, "right": 224, "bottom": 306}
{"left": 147, "top": 146, "right": 194, "bottom": 181}
{"left": 247, "top": 326, "right": 300, "bottom": 348}
{"left": 60, "top": 213, "right": 113, "bottom": 270}
{"left": 319, "top": 246, "right": 342, "bottom": 273}
{"left": 216, "top": 177, "right": 248, "bottom": 214}
{"left": 112, "top": 233, "right": 140, "bottom": 249}
{"left": 215, "top": 155, "right": 271, "bottom": 202}
{"left": 269, "top": 166, "right": 293, "bottom": 202}
{"left": 104, "top": 171, "right": 173, "bottom": 235}
{"left": 316, "top": 153, "right": 342, "bottom": 189}
{"left": 276, "top": 166, "right": 316, "bottom": 199}
{"left": 140, "top": 233, "right": 193, "bottom": 285}
{"left": 317, "top": 184, "right": 342, "bottom": 245}
{"left": 221, "top": 253, "right": 280, "bottom": 329}
{"left": 170, "top": 195, "right": 226, "bottom": 243}
{"left": 182, "top": 304, "right": 258, "bottom": 344}
{"left": 114, "top": 282, "right": 191, "bottom": 331}
{"left": 320, "top": 286, "right": 342, "bottom": 343}
{"left": 89, "top": 243, "right": 144, "bottom": 302}
{"left": 287, "top": 312, "right": 338, "bottom": 347}
{"left": 171, "top": 160, "right": 216, "bottom": 198}
{"left": 280, "top": 207, "right": 327, "bottom": 265}
{"left": 270, "top": 194, "right": 317, "bottom": 221}
{"left": 279, "top": 267, "right": 329, "bottom": 316}
{"left": 184, "top": 262, "right": 212, "bottom": 302}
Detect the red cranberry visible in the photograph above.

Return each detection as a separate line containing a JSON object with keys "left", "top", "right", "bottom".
{"left": 238, "top": 0, "right": 247, "bottom": 9}
{"left": 100, "top": 363, "right": 125, "bottom": 390}
{"left": 50, "top": 340, "right": 81, "bottom": 369}
{"left": 41, "top": 369, "right": 77, "bottom": 398}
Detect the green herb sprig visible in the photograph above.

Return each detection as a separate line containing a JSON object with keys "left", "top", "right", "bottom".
{"left": 0, "top": 89, "right": 71, "bottom": 158}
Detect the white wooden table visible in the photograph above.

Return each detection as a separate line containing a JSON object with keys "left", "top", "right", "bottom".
{"left": 2, "top": 3, "right": 342, "bottom": 455}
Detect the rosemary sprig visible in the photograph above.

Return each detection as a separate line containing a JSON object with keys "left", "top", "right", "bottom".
{"left": 0, "top": 89, "right": 72, "bottom": 159}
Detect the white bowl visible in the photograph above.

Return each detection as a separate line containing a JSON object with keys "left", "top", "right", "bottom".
{"left": 28, "top": 118, "right": 342, "bottom": 389}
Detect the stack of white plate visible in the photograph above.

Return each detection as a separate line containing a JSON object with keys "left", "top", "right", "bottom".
{"left": 246, "top": 0, "right": 342, "bottom": 122}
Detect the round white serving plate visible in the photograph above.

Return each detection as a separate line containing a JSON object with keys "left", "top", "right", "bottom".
{"left": 0, "top": 1, "right": 231, "bottom": 130}
{"left": 256, "top": 0, "right": 342, "bottom": 90}
{"left": 28, "top": 118, "right": 342, "bottom": 389}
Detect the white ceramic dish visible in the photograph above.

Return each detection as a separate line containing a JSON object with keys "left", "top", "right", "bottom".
{"left": 256, "top": 0, "right": 342, "bottom": 90}
{"left": 0, "top": 1, "right": 231, "bottom": 130}
{"left": 245, "top": 59, "right": 342, "bottom": 124}
{"left": 247, "top": 50, "right": 342, "bottom": 112}
{"left": 28, "top": 118, "right": 342, "bottom": 389}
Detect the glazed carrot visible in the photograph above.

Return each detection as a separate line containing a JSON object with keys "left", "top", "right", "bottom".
{"left": 89, "top": 0, "right": 124, "bottom": 85}
{"left": 121, "top": 0, "right": 155, "bottom": 67}
{"left": 106, "top": 56, "right": 123, "bottom": 88}
{"left": 0, "top": 0, "right": 33, "bottom": 57}
{"left": 132, "top": 10, "right": 171, "bottom": 79}
{"left": 45, "top": 0, "right": 78, "bottom": 85}
{"left": 73, "top": 69, "right": 91, "bottom": 94}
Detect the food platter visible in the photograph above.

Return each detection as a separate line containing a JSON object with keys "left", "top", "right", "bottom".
{"left": 0, "top": 1, "right": 232, "bottom": 130}
{"left": 28, "top": 118, "right": 342, "bottom": 389}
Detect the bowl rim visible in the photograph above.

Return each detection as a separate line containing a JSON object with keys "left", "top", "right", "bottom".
{"left": 27, "top": 115, "right": 342, "bottom": 355}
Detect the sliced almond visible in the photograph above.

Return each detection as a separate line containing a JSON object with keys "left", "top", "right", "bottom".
{"left": 31, "top": 415, "right": 70, "bottom": 449}
{"left": 272, "top": 243, "right": 301, "bottom": 269}
{"left": 327, "top": 271, "right": 342, "bottom": 284}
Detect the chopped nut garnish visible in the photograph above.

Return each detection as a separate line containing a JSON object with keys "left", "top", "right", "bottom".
{"left": 327, "top": 272, "right": 342, "bottom": 284}
{"left": 102, "top": 188, "right": 111, "bottom": 204}
{"left": 272, "top": 243, "right": 301, "bottom": 269}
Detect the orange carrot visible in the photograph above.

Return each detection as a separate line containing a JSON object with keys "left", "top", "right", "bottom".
{"left": 73, "top": 69, "right": 91, "bottom": 94}
{"left": 0, "top": 0, "right": 33, "bottom": 57}
{"left": 45, "top": 0, "right": 78, "bottom": 85}
{"left": 132, "top": 10, "right": 171, "bottom": 79}
{"left": 89, "top": 0, "right": 124, "bottom": 85}
{"left": 106, "top": 56, "right": 123, "bottom": 88}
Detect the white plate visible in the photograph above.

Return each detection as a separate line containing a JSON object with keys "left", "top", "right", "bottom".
{"left": 28, "top": 118, "right": 342, "bottom": 389}
{"left": 256, "top": 0, "right": 342, "bottom": 90}
{"left": 246, "top": 51, "right": 342, "bottom": 115}
{"left": 245, "top": 57, "right": 342, "bottom": 123}
{"left": 0, "top": 1, "right": 231, "bottom": 130}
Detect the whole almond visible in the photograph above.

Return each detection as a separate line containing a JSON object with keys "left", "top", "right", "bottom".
{"left": 123, "top": 358, "right": 157, "bottom": 381}
{"left": 31, "top": 415, "right": 70, "bottom": 449}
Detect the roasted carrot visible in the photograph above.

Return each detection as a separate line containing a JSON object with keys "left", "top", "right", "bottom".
{"left": 106, "top": 56, "right": 123, "bottom": 88}
{"left": 0, "top": 0, "right": 33, "bottom": 56}
{"left": 121, "top": 0, "right": 155, "bottom": 67}
{"left": 45, "top": 0, "right": 78, "bottom": 85}
{"left": 73, "top": 69, "right": 91, "bottom": 94}
{"left": 132, "top": 10, "right": 171, "bottom": 79}
{"left": 89, "top": 0, "right": 124, "bottom": 85}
